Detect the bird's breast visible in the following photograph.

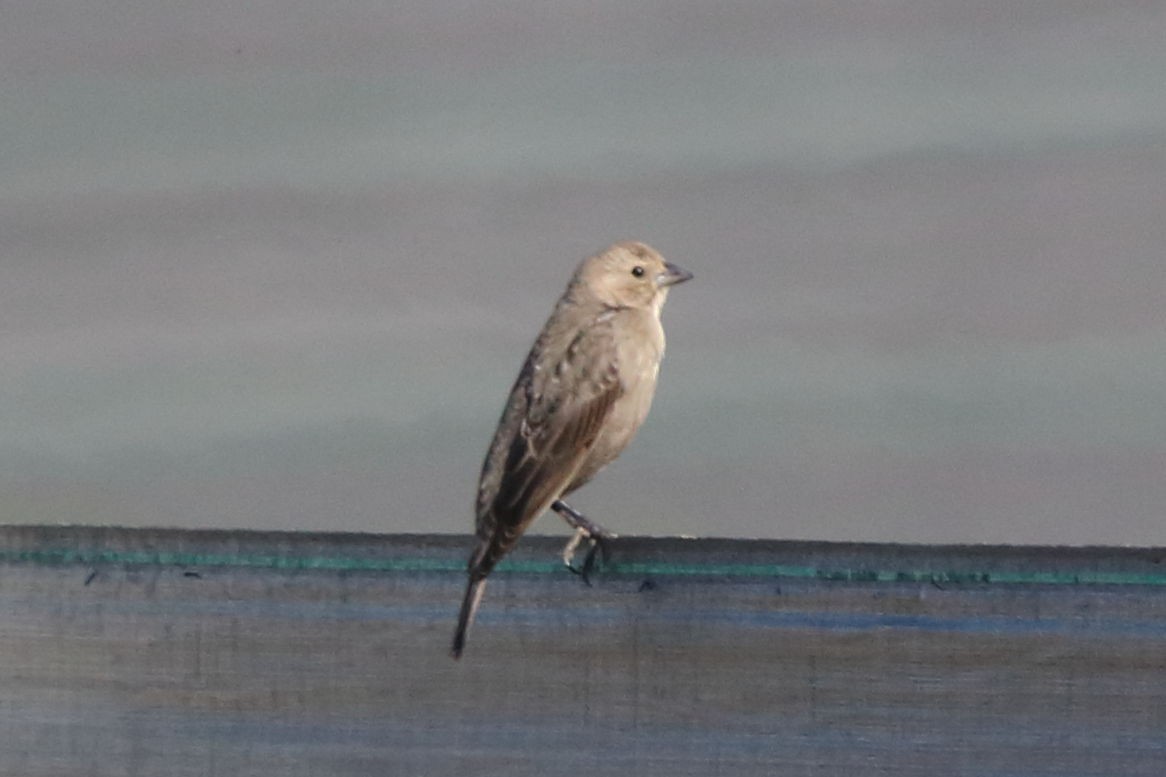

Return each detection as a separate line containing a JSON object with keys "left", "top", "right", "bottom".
{"left": 585, "top": 312, "right": 664, "bottom": 468}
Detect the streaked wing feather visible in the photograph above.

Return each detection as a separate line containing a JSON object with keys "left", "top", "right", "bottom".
{"left": 492, "top": 379, "right": 620, "bottom": 523}
{"left": 472, "top": 317, "right": 621, "bottom": 575}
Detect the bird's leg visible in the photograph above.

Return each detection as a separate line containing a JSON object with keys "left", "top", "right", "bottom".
{"left": 552, "top": 500, "right": 615, "bottom": 585}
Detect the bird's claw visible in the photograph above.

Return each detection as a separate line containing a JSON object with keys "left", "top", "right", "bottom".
{"left": 562, "top": 527, "right": 615, "bottom": 586}
{"left": 553, "top": 500, "right": 615, "bottom": 585}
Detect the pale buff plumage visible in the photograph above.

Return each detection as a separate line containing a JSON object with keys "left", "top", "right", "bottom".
{"left": 451, "top": 241, "right": 692, "bottom": 658}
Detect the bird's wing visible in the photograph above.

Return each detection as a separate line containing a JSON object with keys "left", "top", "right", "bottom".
{"left": 494, "top": 374, "right": 621, "bottom": 521}
{"left": 476, "top": 324, "right": 622, "bottom": 548}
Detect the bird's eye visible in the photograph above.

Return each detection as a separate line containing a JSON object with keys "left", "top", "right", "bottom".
{"left": 631, "top": 266, "right": 645, "bottom": 277}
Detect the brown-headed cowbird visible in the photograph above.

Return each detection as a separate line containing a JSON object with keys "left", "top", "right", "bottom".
{"left": 451, "top": 240, "right": 692, "bottom": 658}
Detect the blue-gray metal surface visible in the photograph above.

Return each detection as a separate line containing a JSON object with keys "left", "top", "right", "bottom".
{"left": 2, "top": 526, "right": 1164, "bottom": 776}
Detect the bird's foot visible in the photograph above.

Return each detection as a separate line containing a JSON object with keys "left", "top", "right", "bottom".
{"left": 560, "top": 528, "right": 615, "bottom": 585}
{"left": 552, "top": 500, "right": 616, "bottom": 586}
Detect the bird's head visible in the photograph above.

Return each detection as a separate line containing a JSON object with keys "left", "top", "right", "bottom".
{"left": 577, "top": 241, "right": 693, "bottom": 313}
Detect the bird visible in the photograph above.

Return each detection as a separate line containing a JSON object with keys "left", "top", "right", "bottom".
{"left": 451, "top": 240, "right": 692, "bottom": 659}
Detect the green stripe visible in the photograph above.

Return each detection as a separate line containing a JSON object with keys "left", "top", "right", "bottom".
{"left": 3, "top": 548, "right": 1166, "bottom": 587}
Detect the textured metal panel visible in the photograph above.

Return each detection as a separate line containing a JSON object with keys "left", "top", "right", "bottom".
{"left": 2, "top": 526, "right": 1165, "bottom": 776}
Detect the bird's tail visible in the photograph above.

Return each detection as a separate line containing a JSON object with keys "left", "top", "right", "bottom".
{"left": 451, "top": 573, "right": 487, "bottom": 659}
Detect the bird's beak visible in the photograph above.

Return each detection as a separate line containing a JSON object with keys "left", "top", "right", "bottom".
{"left": 658, "top": 262, "right": 694, "bottom": 287}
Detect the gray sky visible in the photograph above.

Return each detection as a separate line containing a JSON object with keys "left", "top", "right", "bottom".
{"left": 3, "top": 1, "right": 1165, "bottom": 544}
